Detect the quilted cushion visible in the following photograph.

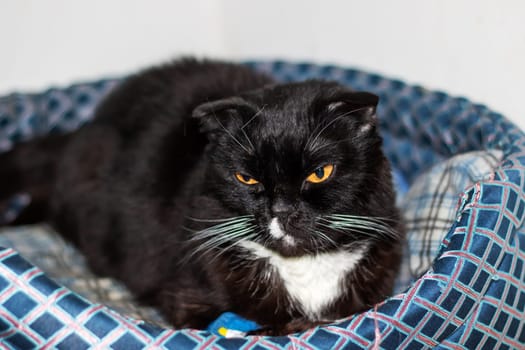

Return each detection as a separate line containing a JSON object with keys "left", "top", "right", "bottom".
{"left": 1, "top": 61, "right": 524, "bottom": 349}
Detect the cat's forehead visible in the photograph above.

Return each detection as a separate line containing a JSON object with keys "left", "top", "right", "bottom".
{"left": 248, "top": 80, "right": 338, "bottom": 110}
{"left": 243, "top": 102, "right": 315, "bottom": 155}
{"left": 237, "top": 85, "right": 341, "bottom": 176}
{"left": 215, "top": 80, "right": 376, "bottom": 178}
{"left": 242, "top": 82, "right": 331, "bottom": 136}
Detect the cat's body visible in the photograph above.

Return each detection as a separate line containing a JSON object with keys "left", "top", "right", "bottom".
{"left": 0, "top": 59, "right": 404, "bottom": 335}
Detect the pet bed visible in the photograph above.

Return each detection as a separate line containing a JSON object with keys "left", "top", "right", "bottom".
{"left": 0, "top": 61, "right": 524, "bottom": 349}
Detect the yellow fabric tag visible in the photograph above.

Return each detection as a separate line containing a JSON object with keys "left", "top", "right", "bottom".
{"left": 218, "top": 327, "right": 228, "bottom": 337}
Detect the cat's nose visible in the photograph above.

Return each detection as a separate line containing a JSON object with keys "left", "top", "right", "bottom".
{"left": 271, "top": 198, "right": 294, "bottom": 216}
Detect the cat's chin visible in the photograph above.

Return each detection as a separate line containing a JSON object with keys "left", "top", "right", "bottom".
{"left": 241, "top": 237, "right": 337, "bottom": 259}
{"left": 264, "top": 238, "right": 320, "bottom": 258}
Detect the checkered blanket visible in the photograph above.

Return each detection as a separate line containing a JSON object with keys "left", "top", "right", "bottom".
{"left": 396, "top": 149, "right": 503, "bottom": 291}
{"left": 1, "top": 61, "right": 524, "bottom": 349}
{"left": 0, "top": 226, "right": 167, "bottom": 328}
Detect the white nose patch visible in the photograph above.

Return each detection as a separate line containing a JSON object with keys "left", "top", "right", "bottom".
{"left": 269, "top": 218, "right": 285, "bottom": 238}
{"left": 268, "top": 218, "right": 295, "bottom": 246}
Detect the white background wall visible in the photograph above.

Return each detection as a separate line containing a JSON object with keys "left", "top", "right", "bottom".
{"left": 1, "top": 0, "right": 524, "bottom": 129}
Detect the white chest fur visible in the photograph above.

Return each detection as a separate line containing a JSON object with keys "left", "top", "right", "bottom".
{"left": 239, "top": 241, "right": 367, "bottom": 320}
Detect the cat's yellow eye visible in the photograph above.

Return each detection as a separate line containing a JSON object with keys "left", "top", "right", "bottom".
{"left": 235, "top": 173, "right": 259, "bottom": 185}
{"left": 306, "top": 164, "right": 334, "bottom": 184}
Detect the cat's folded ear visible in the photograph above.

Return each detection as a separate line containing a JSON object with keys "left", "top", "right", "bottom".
{"left": 192, "top": 97, "right": 255, "bottom": 136}
{"left": 320, "top": 91, "right": 379, "bottom": 132}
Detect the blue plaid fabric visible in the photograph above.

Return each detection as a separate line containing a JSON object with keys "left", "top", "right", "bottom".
{"left": 396, "top": 150, "right": 503, "bottom": 292}
{"left": 1, "top": 61, "right": 524, "bottom": 348}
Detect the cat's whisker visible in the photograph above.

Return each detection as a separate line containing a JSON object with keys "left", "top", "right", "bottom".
{"left": 185, "top": 216, "right": 255, "bottom": 240}
{"left": 311, "top": 136, "right": 356, "bottom": 152}
{"left": 306, "top": 234, "right": 317, "bottom": 255}
{"left": 180, "top": 228, "right": 246, "bottom": 258}
{"left": 240, "top": 228, "right": 265, "bottom": 245}
{"left": 305, "top": 106, "right": 371, "bottom": 151}
{"left": 191, "top": 226, "right": 256, "bottom": 253}
{"left": 317, "top": 214, "right": 399, "bottom": 242}
{"left": 313, "top": 229, "right": 338, "bottom": 248}
{"left": 207, "top": 232, "right": 260, "bottom": 264}
{"left": 183, "top": 216, "right": 262, "bottom": 263}
{"left": 320, "top": 214, "right": 397, "bottom": 228}
{"left": 241, "top": 105, "right": 266, "bottom": 130}
{"left": 304, "top": 225, "right": 337, "bottom": 250}
{"left": 180, "top": 225, "right": 199, "bottom": 234}
{"left": 185, "top": 215, "right": 253, "bottom": 223}
{"left": 328, "top": 221, "right": 399, "bottom": 239}
{"left": 240, "top": 127, "right": 256, "bottom": 153}
{"left": 322, "top": 220, "right": 398, "bottom": 239}
{"left": 188, "top": 228, "right": 240, "bottom": 242}
{"left": 325, "top": 213, "right": 398, "bottom": 224}
{"left": 238, "top": 107, "right": 266, "bottom": 153}
{"left": 188, "top": 222, "right": 254, "bottom": 241}
{"left": 189, "top": 227, "right": 261, "bottom": 264}
{"left": 185, "top": 237, "right": 237, "bottom": 263}
{"left": 322, "top": 219, "right": 392, "bottom": 232}
{"left": 150, "top": 219, "right": 254, "bottom": 256}
{"left": 212, "top": 114, "right": 251, "bottom": 154}
{"left": 318, "top": 223, "right": 382, "bottom": 242}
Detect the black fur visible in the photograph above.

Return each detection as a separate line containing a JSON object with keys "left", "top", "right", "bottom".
{"left": 0, "top": 59, "right": 404, "bottom": 335}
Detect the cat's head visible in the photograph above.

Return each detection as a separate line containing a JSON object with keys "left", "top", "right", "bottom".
{"left": 191, "top": 80, "right": 399, "bottom": 257}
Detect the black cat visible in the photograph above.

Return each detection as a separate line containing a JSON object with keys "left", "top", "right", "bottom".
{"left": 0, "top": 59, "right": 404, "bottom": 335}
